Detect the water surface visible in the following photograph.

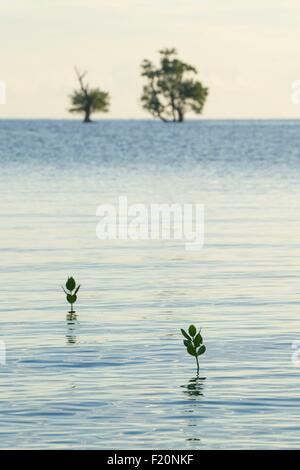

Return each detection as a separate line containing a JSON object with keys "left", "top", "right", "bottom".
{"left": 0, "top": 120, "right": 300, "bottom": 449}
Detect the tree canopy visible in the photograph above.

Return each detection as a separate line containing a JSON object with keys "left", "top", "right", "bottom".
{"left": 69, "top": 68, "right": 110, "bottom": 123}
{"left": 141, "top": 48, "right": 208, "bottom": 122}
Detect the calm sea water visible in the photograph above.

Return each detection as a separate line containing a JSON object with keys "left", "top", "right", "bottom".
{"left": 1, "top": 119, "right": 300, "bottom": 449}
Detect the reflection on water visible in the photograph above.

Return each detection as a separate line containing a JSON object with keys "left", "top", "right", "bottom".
{"left": 1, "top": 120, "right": 300, "bottom": 449}
{"left": 181, "top": 377, "right": 206, "bottom": 445}
{"left": 181, "top": 376, "right": 206, "bottom": 399}
{"left": 66, "top": 313, "right": 77, "bottom": 322}
{"left": 66, "top": 317, "right": 78, "bottom": 345}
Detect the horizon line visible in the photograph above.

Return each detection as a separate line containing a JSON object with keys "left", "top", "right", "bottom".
{"left": 0, "top": 117, "right": 299, "bottom": 122}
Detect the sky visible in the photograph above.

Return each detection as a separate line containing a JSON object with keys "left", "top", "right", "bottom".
{"left": 0, "top": 0, "right": 299, "bottom": 119}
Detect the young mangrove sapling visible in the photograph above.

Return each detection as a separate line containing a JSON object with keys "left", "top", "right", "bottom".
{"left": 62, "top": 277, "right": 80, "bottom": 314}
{"left": 181, "top": 324, "right": 206, "bottom": 375}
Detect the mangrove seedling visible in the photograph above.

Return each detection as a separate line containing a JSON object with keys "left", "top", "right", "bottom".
{"left": 181, "top": 325, "right": 206, "bottom": 375}
{"left": 62, "top": 277, "right": 80, "bottom": 314}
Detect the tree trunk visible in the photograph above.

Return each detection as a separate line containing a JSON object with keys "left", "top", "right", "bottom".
{"left": 178, "top": 109, "right": 184, "bottom": 122}
{"left": 83, "top": 107, "right": 92, "bottom": 123}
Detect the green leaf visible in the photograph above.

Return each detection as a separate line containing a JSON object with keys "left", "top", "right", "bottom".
{"left": 187, "top": 343, "right": 197, "bottom": 357}
{"left": 66, "top": 277, "right": 76, "bottom": 291}
{"left": 183, "top": 339, "right": 192, "bottom": 348}
{"left": 75, "top": 285, "right": 80, "bottom": 294}
{"left": 197, "top": 345, "right": 206, "bottom": 356}
{"left": 181, "top": 329, "right": 191, "bottom": 340}
{"left": 188, "top": 325, "right": 197, "bottom": 337}
{"left": 194, "top": 333, "right": 203, "bottom": 347}
{"left": 67, "top": 293, "right": 77, "bottom": 304}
